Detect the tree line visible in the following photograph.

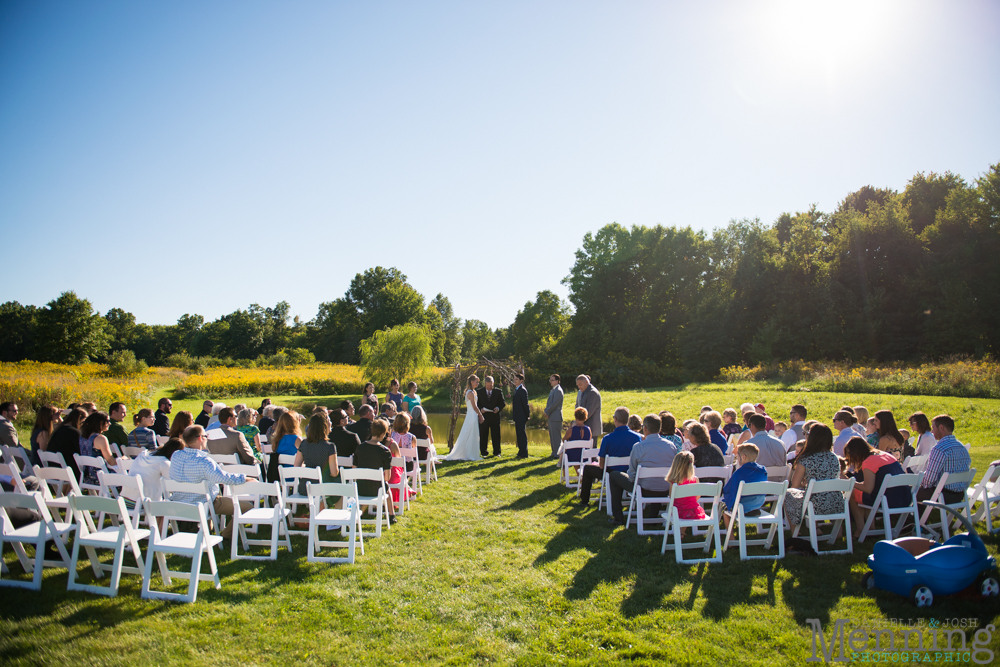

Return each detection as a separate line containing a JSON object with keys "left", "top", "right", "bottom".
{"left": 2, "top": 161, "right": 996, "bottom": 386}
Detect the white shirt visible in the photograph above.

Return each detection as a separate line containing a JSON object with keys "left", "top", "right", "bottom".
{"left": 128, "top": 450, "right": 172, "bottom": 501}
{"left": 914, "top": 432, "right": 937, "bottom": 457}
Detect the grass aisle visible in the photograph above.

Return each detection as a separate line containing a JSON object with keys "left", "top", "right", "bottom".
{"left": 3, "top": 439, "right": 1000, "bottom": 666}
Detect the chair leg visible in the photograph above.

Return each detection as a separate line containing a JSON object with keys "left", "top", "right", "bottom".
{"left": 186, "top": 552, "right": 202, "bottom": 603}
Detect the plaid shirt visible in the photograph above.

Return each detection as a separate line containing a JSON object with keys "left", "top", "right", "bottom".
{"left": 168, "top": 447, "right": 246, "bottom": 505}
{"left": 921, "top": 434, "right": 972, "bottom": 492}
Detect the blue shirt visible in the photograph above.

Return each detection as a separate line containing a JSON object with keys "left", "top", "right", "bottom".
{"left": 723, "top": 461, "right": 768, "bottom": 512}
{"left": 710, "top": 428, "right": 729, "bottom": 454}
{"left": 921, "top": 434, "right": 971, "bottom": 492}
{"left": 276, "top": 434, "right": 299, "bottom": 457}
{"left": 597, "top": 425, "right": 641, "bottom": 472}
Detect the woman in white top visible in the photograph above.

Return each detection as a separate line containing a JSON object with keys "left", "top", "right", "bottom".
{"left": 908, "top": 411, "right": 937, "bottom": 457}
{"left": 128, "top": 438, "right": 183, "bottom": 501}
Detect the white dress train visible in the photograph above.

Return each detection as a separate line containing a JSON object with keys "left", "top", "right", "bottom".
{"left": 444, "top": 396, "right": 483, "bottom": 462}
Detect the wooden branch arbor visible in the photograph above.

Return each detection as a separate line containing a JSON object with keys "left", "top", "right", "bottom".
{"left": 447, "top": 357, "right": 524, "bottom": 448}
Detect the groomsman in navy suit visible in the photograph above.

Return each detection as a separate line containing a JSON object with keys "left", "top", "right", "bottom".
{"left": 512, "top": 372, "right": 530, "bottom": 459}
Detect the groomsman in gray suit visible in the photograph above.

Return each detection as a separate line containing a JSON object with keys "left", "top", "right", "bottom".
{"left": 575, "top": 375, "right": 603, "bottom": 444}
{"left": 542, "top": 374, "right": 564, "bottom": 457}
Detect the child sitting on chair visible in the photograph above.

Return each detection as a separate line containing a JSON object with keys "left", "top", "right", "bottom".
{"left": 666, "top": 451, "right": 706, "bottom": 535}
{"left": 773, "top": 421, "right": 788, "bottom": 439}
{"left": 722, "top": 444, "right": 768, "bottom": 529}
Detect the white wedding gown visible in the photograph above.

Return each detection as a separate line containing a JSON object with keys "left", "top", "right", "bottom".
{"left": 444, "top": 395, "right": 482, "bottom": 462}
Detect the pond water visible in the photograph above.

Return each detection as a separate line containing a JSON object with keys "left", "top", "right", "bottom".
{"left": 424, "top": 412, "right": 554, "bottom": 448}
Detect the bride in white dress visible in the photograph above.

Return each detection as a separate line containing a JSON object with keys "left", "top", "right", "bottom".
{"left": 444, "top": 374, "right": 485, "bottom": 462}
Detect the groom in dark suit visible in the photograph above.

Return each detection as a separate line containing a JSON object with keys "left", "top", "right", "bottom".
{"left": 477, "top": 376, "right": 506, "bottom": 456}
{"left": 512, "top": 372, "right": 529, "bottom": 459}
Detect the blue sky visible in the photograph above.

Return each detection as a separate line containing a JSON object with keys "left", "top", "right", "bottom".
{"left": 1, "top": 1, "right": 998, "bottom": 329}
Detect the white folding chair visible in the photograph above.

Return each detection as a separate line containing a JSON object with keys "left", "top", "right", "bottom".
{"left": 307, "top": 481, "right": 363, "bottom": 564}
{"left": 278, "top": 454, "right": 296, "bottom": 466}
{"left": 123, "top": 446, "right": 144, "bottom": 458}
{"left": 0, "top": 491, "right": 73, "bottom": 590}
{"left": 115, "top": 458, "right": 132, "bottom": 474}
{"left": 141, "top": 500, "right": 222, "bottom": 603}
{"left": 260, "top": 444, "right": 273, "bottom": 467}
{"left": 67, "top": 494, "right": 150, "bottom": 597}
{"left": 398, "top": 447, "right": 423, "bottom": 496}
{"left": 857, "top": 473, "right": 924, "bottom": 542}
{"left": 208, "top": 453, "right": 238, "bottom": 466}
{"left": 559, "top": 440, "right": 592, "bottom": 488}
{"left": 0, "top": 463, "right": 28, "bottom": 494}
{"left": 99, "top": 471, "right": 147, "bottom": 530}
{"left": 278, "top": 466, "right": 322, "bottom": 536}
{"left": 340, "top": 468, "right": 391, "bottom": 537}
{"left": 38, "top": 451, "right": 67, "bottom": 470}
{"left": 108, "top": 442, "right": 124, "bottom": 459}
{"left": 414, "top": 438, "right": 438, "bottom": 483}
{"left": 388, "top": 456, "right": 411, "bottom": 515}
{"left": 229, "top": 481, "right": 292, "bottom": 560}
{"left": 968, "top": 465, "right": 1000, "bottom": 533}
{"left": 625, "top": 466, "right": 673, "bottom": 535}
{"left": 791, "top": 478, "right": 856, "bottom": 555}
{"left": 695, "top": 466, "right": 732, "bottom": 485}
{"left": 338, "top": 456, "right": 354, "bottom": 469}
{"left": 765, "top": 465, "right": 792, "bottom": 482}
{"left": 221, "top": 464, "right": 262, "bottom": 480}
{"left": 155, "top": 436, "right": 169, "bottom": 447}
{"left": 73, "top": 454, "right": 110, "bottom": 495}
{"left": 597, "top": 456, "right": 631, "bottom": 514}
{"left": 33, "top": 467, "right": 82, "bottom": 521}
{"left": 2, "top": 445, "right": 35, "bottom": 478}
{"left": 902, "top": 455, "right": 928, "bottom": 474}
{"left": 660, "top": 481, "right": 724, "bottom": 564}
{"left": 722, "top": 454, "right": 736, "bottom": 466}
{"left": 723, "top": 480, "right": 788, "bottom": 560}
{"left": 919, "top": 469, "right": 976, "bottom": 541}
{"left": 162, "top": 479, "right": 221, "bottom": 536}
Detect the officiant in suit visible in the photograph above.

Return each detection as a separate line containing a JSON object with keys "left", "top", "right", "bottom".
{"left": 477, "top": 376, "right": 506, "bottom": 456}
{"left": 512, "top": 372, "right": 530, "bottom": 459}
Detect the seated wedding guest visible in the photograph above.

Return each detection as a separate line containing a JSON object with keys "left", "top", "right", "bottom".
{"left": 339, "top": 400, "right": 356, "bottom": 425}
{"left": 743, "top": 414, "right": 787, "bottom": 468}
{"left": 361, "top": 382, "right": 379, "bottom": 414}
{"left": 864, "top": 417, "right": 880, "bottom": 448}
{"left": 873, "top": 410, "right": 909, "bottom": 459}
{"left": 754, "top": 403, "right": 775, "bottom": 432}
{"left": 195, "top": 400, "right": 214, "bottom": 428}
{"left": 266, "top": 407, "right": 288, "bottom": 439}
{"left": 106, "top": 402, "right": 129, "bottom": 452}
{"left": 704, "top": 411, "right": 729, "bottom": 454}
{"left": 853, "top": 406, "right": 871, "bottom": 436}
{"left": 722, "top": 444, "right": 768, "bottom": 528}
{"left": 388, "top": 414, "right": 415, "bottom": 504}
{"left": 380, "top": 401, "right": 398, "bottom": 422}
{"left": 773, "top": 421, "right": 788, "bottom": 440}
{"left": 153, "top": 398, "right": 172, "bottom": 436}
{"left": 780, "top": 405, "right": 807, "bottom": 451}
{"left": 385, "top": 379, "right": 404, "bottom": 411}
{"left": 347, "top": 405, "right": 374, "bottom": 443}
{"left": 257, "top": 405, "right": 276, "bottom": 437}
{"left": 258, "top": 398, "right": 272, "bottom": 415}
{"left": 128, "top": 409, "right": 159, "bottom": 450}
{"left": 0, "top": 402, "right": 20, "bottom": 449}
{"left": 129, "top": 437, "right": 183, "bottom": 502}
{"left": 735, "top": 411, "right": 755, "bottom": 447}
{"left": 206, "top": 402, "right": 226, "bottom": 431}
{"left": 579, "top": 407, "right": 641, "bottom": 506}
{"left": 79, "top": 411, "right": 119, "bottom": 487}
{"left": 658, "top": 412, "right": 682, "bottom": 448}
{"left": 665, "top": 451, "right": 706, "bottom": 532}
{"left": 722, "top": 408, "right": 743, "bottom": 438}
{"left": 908, "top": 412, "right": 936, "bottom": 456}
{"left": 917, "top": 414, "right": 971, "bottom": 507}
{"left": 236, "top": 409, "right": 263, "bottom": 463}
{"left": 738, "top": 403, "right": 755, "bottom": 428}
{"left": 29, "top": 405, "right": 60, "bottom": 465}
{"left": 170, "top": 426, "right": 249, "bottom": 540}
{"left": 783, "top": 424, "right": 841, "bottom": 531}
{"left": 832, "top": 411, "right": 856, "bottom": 457}
{"left": 409, "top": 406, "right": 436, "bottom": 460}
{"left": 688, "top": 423, "right": 725, "bottom": 483}
{"left": 166, "top": 410, "right": 194, "bottom": 440}
{"left": 607, "top": 413, "right": 675, "bottom": 523}
{"left": 563, "top": 407, "right": 594, "bottom": 473}
{"left": 80, "top": 401, "right": 98, "bottom": 415}
{"left": 294, "top": 413, "right": 339, "bottom": 495}
{"left": 48, "top": 408, "right": 87, "bottom": 480}
{"left": 627, "top": 415, "right": 642, "bottom": 432}
{"left": 329, "top": 408, "right": 362, "bottom": 457}
{"left": 207, "top": 407, "right": 257, "bottom": 466}
{"left": 843, "top": 437, "right": 907, "bottom": 538}
{"left": 402, "top": 382, "right": 421, "bottom": 414}
{"left": 265, "top": 410, "right": 302, "bottom": 481}
{"left": 353, "top": 419, "right": 396, "bottom": 521}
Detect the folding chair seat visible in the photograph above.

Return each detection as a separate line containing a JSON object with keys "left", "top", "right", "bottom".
{"left": 968, "top": 465, "right": 1000, "bottom": 533}
{"left": 33, "top": 467, "right": 82, "bottom": 521}
{"left": 141, "top": 500, "right": 222, "bottom": 603}
{"left": 791, "top": 478, "right": 856, "bottom": 555}
{"left": 388, "top": 456, "right": 411, "bottom": 515}
{"left": 857, "top": 473, "right": 923, "bottom": 542}
{"left": 723, "top": 480, "right": 788, "bottom": 560}
{"left": 414, "top": 438, "right": 438, "bottom": 483}
{"left": 597, "top": 456, "right": 631, "bottom": 515}
{"left": 73, "top": 454, "right": 110, "bottom": 495}
{"left": 67, "top": 494, "right": 149, "bottom": 597}
{"left": 307, "top": 481, "right": 363, "bottom": 564}
{"left": 340, "top": 468, "right": 391, "bottom": 537}
{"left": 919, "top": 469, "right": 976, "bottom": 541}
{"left": 660, "top": 481, "right": 724, "bottom": 564}
{"left": 398, "top": 446, "right": 422, "bottom": 496}
{"left": 625, "top": 466, "right": 673, "bottom": 535}
{"left": 278, "top": 466, "right": 322, "bottom": 536}
{"left": 228, "top": 481, "right": 292, "bottom": 560}
{"left": 0, "top": 491, "right": 73, "bottom": 590}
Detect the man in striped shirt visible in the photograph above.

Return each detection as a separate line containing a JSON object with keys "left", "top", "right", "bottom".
{"left": 917, "top": 414, "right": 971, "bottom": 507}
{"left": 169, "top": 425, "right": 249, "bottom": 539}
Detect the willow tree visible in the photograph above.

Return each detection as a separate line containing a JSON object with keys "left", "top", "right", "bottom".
{"left": 359, "top": 323, "right": 432, "bottom": 387}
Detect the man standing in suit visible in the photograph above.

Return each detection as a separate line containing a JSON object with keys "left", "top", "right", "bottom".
{"left": 512, "top": 373, "right": 530, "bottom": 459}
{"left": 575, "top": 375, "right": 602, "bottom": 446}
{"left": 542, "top": 374, "right": 564, "bottom": 458}
{"left": 477, "top": 376, "right": 506, "bottom": 457}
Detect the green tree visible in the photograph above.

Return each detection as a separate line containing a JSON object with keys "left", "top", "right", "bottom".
{"left": 359, "top": 323, "right": 432, "bottom": 387}
{"left": 32, "top": 291, "right": 111, "bottom": 363}
{"left": 104, "top": 308, "right": 137, "bottom": 352}
{"left": 0, "top": 301, "right": 38, "bottom": 362}
{"left": 509, "top": 290, "right": 571, "bottom": 357}
{"left": 460, "top": 319, "right": 497, "bottom": 362}
{"left": 902, "top": 171, "right": 965, "bottom": 235}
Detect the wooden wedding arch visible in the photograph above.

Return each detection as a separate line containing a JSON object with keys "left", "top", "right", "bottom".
{"left": 447, "top": 357, "right": 524, "bottom": 448}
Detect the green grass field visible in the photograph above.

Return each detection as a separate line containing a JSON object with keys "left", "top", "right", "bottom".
{"left": 3, "top": 383, "right": 999, "bottom": 665}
